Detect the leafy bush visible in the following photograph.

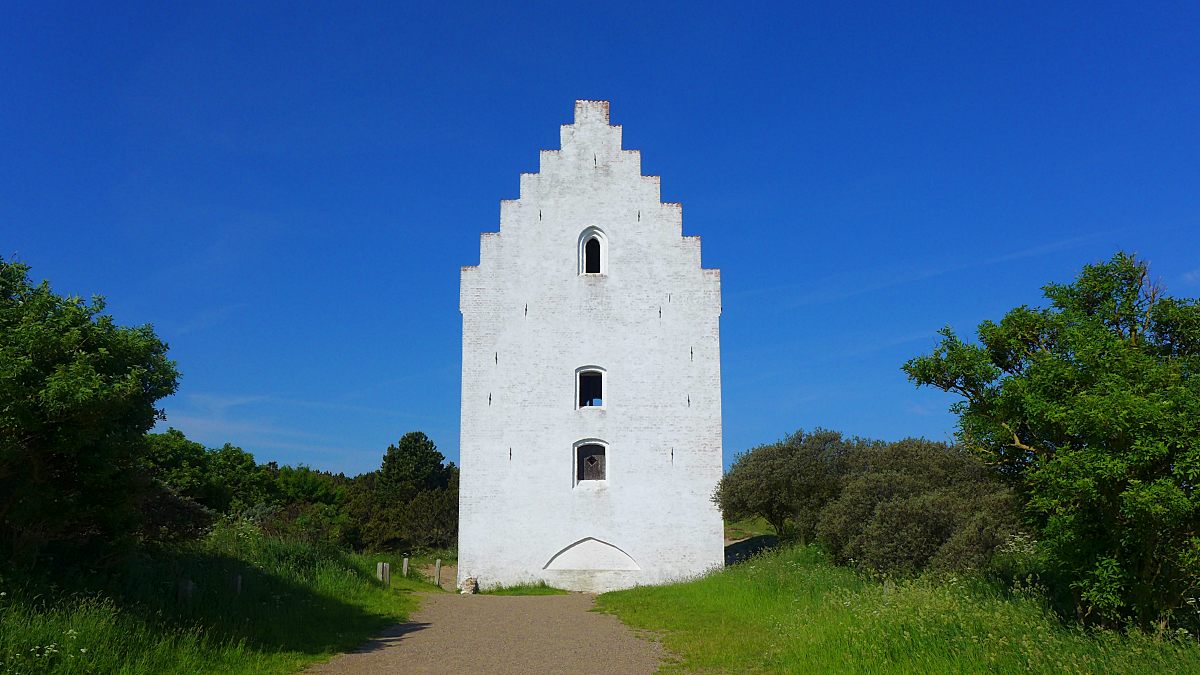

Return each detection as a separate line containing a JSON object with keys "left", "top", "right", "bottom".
{"left": 818, "top": 439, "right": 1020, "bottom": 575}
{"left": 715, "top": 430, "right": 1018, "bottom": 576}
{"left": 713, "top": 429, "right": 855, "bottom": 542}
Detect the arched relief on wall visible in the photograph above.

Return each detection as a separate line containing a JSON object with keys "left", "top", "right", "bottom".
{"left": 543, "top": 537, "right": 640, "bottom": 571}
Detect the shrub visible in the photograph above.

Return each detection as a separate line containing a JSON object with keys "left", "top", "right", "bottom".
{"left": 713, "top": 429, "right": 855, "bottom": 542}
{"left": 818, "top": 439, "right": 1019, "bottom": 575}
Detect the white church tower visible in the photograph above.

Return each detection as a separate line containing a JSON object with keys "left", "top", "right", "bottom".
{"left": 458, "top": 100, "right": 724, "bottom": 593}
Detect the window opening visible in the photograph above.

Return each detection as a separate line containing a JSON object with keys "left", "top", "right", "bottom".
{"left": 578, "top": 371, "right": 603, "bottom": 408}
{"left": 577, "top": 444, "right": 606, "bottom": 481}
{"left": 578, "top": 227, "right": 608, "bottom": 275}
{"left": 585, "top": 238, "right": 601, "bottom": 273}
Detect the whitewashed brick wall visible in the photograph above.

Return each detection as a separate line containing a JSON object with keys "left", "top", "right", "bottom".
{"left": 458, "top": 100, "right": 724, "bottom": 593}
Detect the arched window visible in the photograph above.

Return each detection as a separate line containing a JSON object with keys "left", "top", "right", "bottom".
{"left": 574, "top": 440, "right": 607, "bottom": 482}
{"left": 577, "top": 227, "right": 608, "bottom": 275}
{"left": 576, "top": 366, "right": 605, "bottom": 408}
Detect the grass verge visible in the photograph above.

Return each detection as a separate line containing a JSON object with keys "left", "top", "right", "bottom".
{"left": 480, "top": 581, "right": 570, "bottom": 596}
{"left": 723, "top": 517, "right": 775, "bottom": 541}
{"left": 596, "top": 545, "right": 1200, "bottom": 673}
{"left": 0, "top": 521, "right": 439, "bottom": 674}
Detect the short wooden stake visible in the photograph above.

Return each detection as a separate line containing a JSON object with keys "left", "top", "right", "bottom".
{"left": 435, "top": 559, "right": 442, "bottom": 588}
{"left": 402, "top": 557, "right": 409, "bottom": 578}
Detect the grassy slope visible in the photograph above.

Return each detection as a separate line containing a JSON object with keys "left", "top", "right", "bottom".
{"left": 0, "top": 523, "right": 439, "bottom": 674}
{"left": 597, "top": 545, "right": 1200, "bottom": 674}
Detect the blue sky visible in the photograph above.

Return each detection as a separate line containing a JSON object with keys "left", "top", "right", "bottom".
{"left": 3, "top": 2, "right": 1198, "bottom": 475}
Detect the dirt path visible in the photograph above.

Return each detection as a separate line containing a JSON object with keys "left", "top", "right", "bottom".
{"left": 307, "top": 592, "right": 663, "bottom": 674}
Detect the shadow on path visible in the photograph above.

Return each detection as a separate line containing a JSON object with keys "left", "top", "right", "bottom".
{"left": 335, "top": 621, "right": 432, "bottom": 655}
{"left": 725, "top": 534, "right": 778, "bottom": 565}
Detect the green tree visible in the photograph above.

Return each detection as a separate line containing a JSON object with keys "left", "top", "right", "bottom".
{"left": 351, "top": 432, "right": 459, "bottom": 552}
{"left": 144, "top": 430, "right": 274, "bottom": 515}
{"left": 714, "top": 429, "right": 853, "bottom": 542}
{"left": 399, "top": 465, "right": 458, "bottom": 549}
{"left": 904, "top": 252, "right": 1200, "bottom": 629}
{"left": 274, "top": 465, "right": 344, "bottom": 506}
{"left": 209, "top": 442, "right": 274, "bottom": 512}
{"left": 0, "top": 258, "right": 179, "bottom": 566}
{"left": 144, "top": 428, "right": 218, "bottom": 505}
{"left": 378, "top": 431, "right": 451, "bottom": 501}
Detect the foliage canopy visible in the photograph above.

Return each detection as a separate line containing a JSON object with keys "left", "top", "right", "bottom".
{"left": 714, "top": 430, "right": 1016, "bottom": 575}
{"left": 904, "top": 252, "right": 1200, "bottom": 629}
{"left": 0, "top": 258, "right": 179, "bottom": 566}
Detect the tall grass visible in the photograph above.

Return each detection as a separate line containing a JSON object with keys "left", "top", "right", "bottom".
{"left": 0, "top": 521, "right": 436, "bottom": 674}
{"left": 597, "top": 545, "right": 1200, "bottom": 673}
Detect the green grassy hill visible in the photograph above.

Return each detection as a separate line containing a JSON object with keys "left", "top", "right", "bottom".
{"left": 0, "top": 522, "right": 438, "bottom": 674}
{"left": 597, "top": 545, "right": 1200, "bottom": 673}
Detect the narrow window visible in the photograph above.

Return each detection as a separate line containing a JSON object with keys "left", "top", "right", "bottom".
{"left": 585, "top": 237, "right": 601, "bottom": 273}
{"left": 578, "top": 227, "right": 607, "bottom": 275}
{"left": 578, "top": 370, "right": 603, "bottom": 408}
{"left": 577, "top": 444, "right": 606, "bottom": 481}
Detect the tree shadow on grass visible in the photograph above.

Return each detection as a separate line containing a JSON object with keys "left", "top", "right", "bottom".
{"left": 724, "top": 534, "right": 778, "bottom": 566}
{"left": 25, "top": 546, "right": 427, "bottom": 657}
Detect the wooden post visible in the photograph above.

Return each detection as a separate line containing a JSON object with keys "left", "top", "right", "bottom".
{"left": 234, "top": 573, "right": 242, "bottom": 596}
{"left": 435, "top": 559, "right": 442, "bottom": 588}
{"left": 377, "top": 561, "right": 384, "bottom": 581}
{"left": 402, "top": 557, "right": 409, "bottom": 578}
{"left": 384, "top": 562, "right": 392, "bottom": 587}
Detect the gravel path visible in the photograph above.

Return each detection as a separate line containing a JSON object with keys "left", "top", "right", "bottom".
{"left": 306, "top": 592, "right": 663, "bottom": 674}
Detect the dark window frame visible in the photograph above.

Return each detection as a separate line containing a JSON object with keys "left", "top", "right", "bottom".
{"left": 576, "top": 444, "right": 606, "bottom": 481}
{"left": 578, "top": 370, "right": 603, "bottom": 408}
